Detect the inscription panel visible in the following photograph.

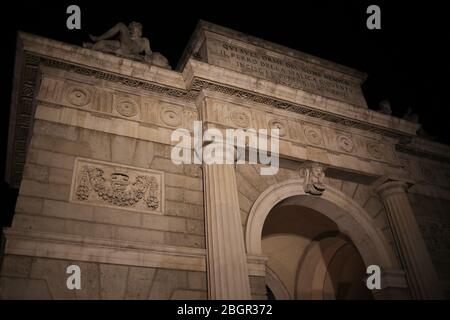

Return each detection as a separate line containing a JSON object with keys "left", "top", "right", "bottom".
{"left": 205, "top": 35, "right": 367, "bottom": 108}
{"left": 70, "top": 158, "right": 164, "bottom": 214}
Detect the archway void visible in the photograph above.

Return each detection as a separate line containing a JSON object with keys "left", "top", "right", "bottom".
{"left": 262, "top": 203, "right": 373, "bottom": 299}
{"left": 245, "top": 179, "right": 397, "bottom": 300}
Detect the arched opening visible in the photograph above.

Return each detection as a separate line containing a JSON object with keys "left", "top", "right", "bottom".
{"left": 262, "top": 202, "right": 373, "bottom": 299}
{"left": 245, "top": 179, "right": 398, "bottom": 300}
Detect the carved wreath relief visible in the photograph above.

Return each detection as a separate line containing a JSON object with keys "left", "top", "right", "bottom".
{"left": 70, "top": 158, "right": 164, "bottom": 213}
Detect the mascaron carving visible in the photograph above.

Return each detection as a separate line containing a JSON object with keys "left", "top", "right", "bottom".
{"left": 299, "top": 162, "right": 326, "bottom": 195}
{"left": 71, "top": 158, "right": 163, "bottom": 213}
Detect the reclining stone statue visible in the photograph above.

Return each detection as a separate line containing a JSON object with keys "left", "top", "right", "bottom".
{"left": 83, "top": 21, "right": 171, "bottom": 69}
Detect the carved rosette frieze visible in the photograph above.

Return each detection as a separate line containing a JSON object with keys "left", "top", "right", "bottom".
{"left": 64, "top": 83, "right": 93, "bottom": 107}
{"left": 113, "top": 94, "right": 140, "bottom": 118}
{"left": 367, "top": 141, "right": 383, "bottom": 159}
{"left": 160, "top": 106, "right": 182, "bottom": 127}
{"left": 299, "top": 162, "right": 327, "bottom": 195}
{"left": 304, "top": 125, "right": 323, "bottom": 146}
{"left": 70, "top": 158, "right": 164, "bottom": 213}
{"left": 336, "top": 134, "right": 354, "bottom": 153}
{"left": 268, "top": 118, "right": 287, "bottom": 137}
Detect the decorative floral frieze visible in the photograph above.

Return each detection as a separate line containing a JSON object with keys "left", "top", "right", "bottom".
{"left": 336, "top": 134, "right": 354, "bottom": 153}
{"left": 70, "top": 158, "right": 164, "bottom": 213}
{"left": 268, "top": 118, "right": 287, "bottom": 137}
{"left": 367, "top": 141, "right": 383, "bottom": 159}
{"left": 304, "top": 125, "right": 323, "bottom": 146}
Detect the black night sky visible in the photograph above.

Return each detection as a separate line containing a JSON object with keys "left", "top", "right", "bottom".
{"left": 0, "top": 1, "right": 448, "bottom": 226}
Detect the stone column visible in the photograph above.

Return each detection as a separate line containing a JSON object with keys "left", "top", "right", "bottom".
{"left": 377, "top": 181, "right": 443, "bottom": 299}
{"left": 202, "top": 143, "right": 252, "bottom": 299}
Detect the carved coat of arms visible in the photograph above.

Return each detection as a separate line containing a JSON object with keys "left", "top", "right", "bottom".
{"left": 70, "top": 158, "right": 164, "bottom": 213}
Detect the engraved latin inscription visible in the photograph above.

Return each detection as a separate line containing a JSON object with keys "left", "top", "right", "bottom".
{"left": 207, "top": 38, "right": 367, "bottom": 107}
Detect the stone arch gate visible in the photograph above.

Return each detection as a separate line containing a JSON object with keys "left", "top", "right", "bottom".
{"left": 2, "top": 21, "right": 448, "bottom": 300}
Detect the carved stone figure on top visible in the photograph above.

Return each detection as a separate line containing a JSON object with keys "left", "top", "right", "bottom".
{"left": 377, "top": 99, "right": 392, "bottom": 115}
{"left": 402, "top": 107, "right": 419, "bottom": 123}
{"left": 83, "top": 22, "right": 171, "bottom": 69}
{"left": 402, "top": 107, "right": 437, "bottom": 140}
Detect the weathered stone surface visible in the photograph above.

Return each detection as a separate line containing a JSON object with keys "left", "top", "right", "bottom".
{"left": 93, "top": 206, "right": 140, "bottom": 227}
{"left": 34, "top": 120, "right": 79, "bottom": 141}
{"left": 171, "top": 289, "right": 207, "bottom": 300}
{"left": 27, "top": 149, "right": 75, "bottom": 170}
{"left": 111, "top": 136, "right": 137, "bottom": 165}
{"left": 0, "top": 277, "right": 52, "bottom": 300}
{"left": 43, "top": 199, "right": 94, "bottom": 221}
{"left": 29, "top": 257, "right": 76, "bottom": 299}
{"left": 0, "top": 255, "right": 33, "bottom": 277}
{"left": 15, "top": 196, "right": 44, "bottom": 215}
{"left": 187, "top": 271, "right": 207, "bottom": 290}
{"left": 186, "top": 219, "right": 205, "bottom": 236}
{"left": 79, "top": 129, "right": 112, "bottom": 162}
{"left": 124, "top": 266, "right": 156, "bottom": 299}
{"left": 165, "top": 173, "right": 202, "bottom": 191}
{"left": 164, "top": 201, "right": 204, "bottom": 220}
{"left": 148, "top": 269, "right": 187, "bottom": 299}
{"left": 99, "top": 264, "right": 129, "bottom": 299}
{"left": 23, "top": 163, "right": 49, "bottom": 183}
{"left": 164, "top": 232, "right": 205, "bottom": 249}
{"left": 142, "top": 214, "right": 186, "bottom": 233}
{"left": 73, "top": 261, "right": 100, "bottom": 299}
{"left": 48, "top": 167, "right": 72, "bottom": 185}
{"left": 151, "top": 157, "right": 184, "bottom": 174}
{"left": 20, "top": 180, "right": 71, "bottom": 201}
{"left": 165, "top": 187, "right": 203, "bottom": 206}
{"left": 31, "top": 134, "right": 91, "bottom": 158}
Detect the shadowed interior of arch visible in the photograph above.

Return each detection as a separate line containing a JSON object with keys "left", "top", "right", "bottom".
{"left": 262, "top": 201, "right": 373, "bottom": 300}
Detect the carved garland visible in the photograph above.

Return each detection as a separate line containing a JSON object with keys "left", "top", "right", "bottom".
{"left": 75, "top": 166, "right": 159, "bottom": 210}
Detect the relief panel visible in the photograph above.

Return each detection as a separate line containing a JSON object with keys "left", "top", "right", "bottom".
{"left": 70, "top": 158, "right": 164, "bottom": 214}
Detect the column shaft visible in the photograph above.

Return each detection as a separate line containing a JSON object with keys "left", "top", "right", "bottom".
{"left": 203, "top": 163, "right": 251, "bottom": 299}
{"left": 378, "top": 181, "right": 443, "bottom": 299}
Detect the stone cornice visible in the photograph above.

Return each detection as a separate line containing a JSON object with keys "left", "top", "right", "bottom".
{"left": 6, "top": 32, "right": 449, "bottom": 189}
{"left": 30, "top": 52, "right": 419, "bottom": 139}
{"left": 396, "top": 138, "right": 450, "bottom": 164}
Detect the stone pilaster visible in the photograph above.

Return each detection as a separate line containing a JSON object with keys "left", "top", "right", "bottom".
{"left": 203, "top": 143, "right": 252, "bottom": 299}
{"left": 377, "top": 181, "right": 443, "bottom": 299}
